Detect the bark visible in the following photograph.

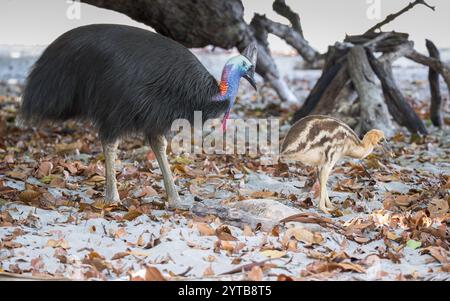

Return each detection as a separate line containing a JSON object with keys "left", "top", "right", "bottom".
{"left": 367, "top": 49, "right": 427, "bottom": 135}
{"left": 291, "top": 46, "right": 350, "bottom": 123}
{"left": 347, "top": 46, "right": 395, "bottom": 137}
{"left": 426, "top": 39, "right": 443, "bottom": 127}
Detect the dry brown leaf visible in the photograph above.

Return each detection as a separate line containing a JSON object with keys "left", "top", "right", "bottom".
{"left": 247, "top": 266, "right": 263, "bottom": 281}
{"left": 215, "top": 225, "right": 238, "bottom": 241}
{"left": 282, "top": 228, "right": 323, "bottom": 245}
{"left": 144, "top": 266, "right": 166, "bottom": 281}
{"left": 19, "top": 190, "right": 42, "bottom": 203}
{"left": 428, "top": 199, "right": 449, "bottom": 218}
{"left": 220, "top": 241, "right": 235, "bottom": 252}
{"left": 137, "top": 234, "right": 146, "bottom": 247}
{"left": 197, "top": 223, "right": 215, "bottom": 236}
{"left": 114, "top": 227, "right": 126, "bottom": 239}
{"left": 123, "top": 210, "right": 143, "bottom": 221}
{"left": 203, "top": 265, "right": 215, "bottom": 277}
{"left": 83, "top": 175, "right": 106, "bottom": 186}
{"left": 136, "top": 186, "right": 158, "bottom": 198}
{"left": 260, "top": 250, "right": 287, "bottom": 259}
{"left": 46, "top": 239, "right": 69, "bottom": 249}
{"left": 36, "top": 161, "right": 53, "bottom": 178}
{"left": 55, "top": 141, "right": 83, "bottom": 154}
{"left": 306, "top": 261, "right": 366, "bottom": 274}
{"left": 243, "top": 224, "right": 254, "bottom": 237}
{"left": 277, "top": 274, "right": 294, "bottom": 281}
{"left": 111, "top": 252, "right": 129, "bottom": 260}
{"left": 250, "top": 191, "right": 276, "bottom": 199}
{"left": 5, "top": 171, "right": 28, "bottom": 181}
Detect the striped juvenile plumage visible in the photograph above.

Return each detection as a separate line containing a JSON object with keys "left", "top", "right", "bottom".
{"left": 280, "top": 115, "right": 385, "bottom": 214}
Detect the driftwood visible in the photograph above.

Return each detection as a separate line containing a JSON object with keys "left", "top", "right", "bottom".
{"left": 347, "top": 46, "right": 394, "bottom": 136}
{"left": 426, "top": 40, "right": 444, "bottom": 127}
{"left": 292, "top": 0, "right": 446, "bottom": 136}
{"left": 406, "top": 50, "right": 450, "bottom": 93}
{"left": 273, "top": 0, "right": 303, "bottom": 37}
{"left": 251, "top": 14, "right": 319, "bottom": 63}
{"left": 367, "top": 49, "right": 428, "bottom": 135}
{"left": 292, "top": 62, "right": 346, "bottom": 122}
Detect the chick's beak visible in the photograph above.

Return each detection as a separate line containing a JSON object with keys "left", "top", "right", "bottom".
{"left": 243, "top": 68, "right": 257, "bottom": 90}
{"left": 380, "top": 138, "right": 393, "bottom": 157}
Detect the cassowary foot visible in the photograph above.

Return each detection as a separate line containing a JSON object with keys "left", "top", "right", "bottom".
{"left": 318, "top": 198, "right": 335, "bottom": 215}
{"left": 104, "top": 188, "right": 121, "bottom": 204}
{"left": 166, "top": 195, "right": 193, "bottom": 211}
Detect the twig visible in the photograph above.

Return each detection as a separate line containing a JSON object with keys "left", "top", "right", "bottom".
{"left": 0, "top": 271, "right": 70, "bottom": 281}
{"left": 365, "top": 0, "right": 435, "bottom": 34}
{"left": 219, "top": 258, "right": 274, "bottom": 275}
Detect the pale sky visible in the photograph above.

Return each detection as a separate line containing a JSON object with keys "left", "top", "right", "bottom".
{"left": 0, "top": 0, "right": 449, "bottom": 52}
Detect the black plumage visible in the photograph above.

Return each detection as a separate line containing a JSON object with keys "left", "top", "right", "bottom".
{"left": 20, "top": 24, "right": 258, "bottom": 208}
{"left": 21, "top": 24, "right": 229, "bottom": 142}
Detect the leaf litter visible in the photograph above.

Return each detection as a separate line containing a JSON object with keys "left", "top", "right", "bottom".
{"left": 0, "top": 54, "right": 449, "bottom": 281}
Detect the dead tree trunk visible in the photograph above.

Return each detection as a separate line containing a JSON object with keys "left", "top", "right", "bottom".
{"left": 426, "top": 40, "right": 443, "bottom": 127}
{"left": 347, "top": 46, "right": 395, "bottom": 137}
{"left": 367, "top": 50, "right": 428, "bottom": 135}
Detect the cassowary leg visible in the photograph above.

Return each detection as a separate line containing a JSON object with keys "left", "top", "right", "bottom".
{"left": 318, "top": 164, "right": 334, "bottom": 214}
{"left": 149, "top": 135, "right": 182, "bottom": 209}
{"left": 102, "top": 140, "right": 120, "bottom": 204}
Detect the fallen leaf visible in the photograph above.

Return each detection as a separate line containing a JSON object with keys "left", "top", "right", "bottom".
{"left": 197, "top": 223, "right": 215, "bottom": 236}
{"left": 277, "top": 274, "right": 294, "bottom": 281}
{"left": 428, "top": 199, "right": 449, "bottom": 218}
{"left": 123, "top": 210, "right": 143, "bottom": 221}
{"left": 144, "top": 266, "right": 166, "bottom": 281}
{"left": 136, "top": 234, "right": 145, "bottom": 247}
{"left": 114, "top": 228, "right": 126, "bottom": 239}
{"left": 36, "top": 161, "right": 53, "bottom": 178}
{"left": 250, "top": 191, "right": 276, "bottom": 199}
{"left": 111, "top": 252, "right": 129, "bottom": 260}
{"left": 46, "top": 239, "right": 69, "bottom": 249}
{"left": 406, "top": 239, "right": 422, "bottom": 250}
{"left": 282, "top": 228, "right": 323, "bottom": 245}
{"left": 203, "top": 265, "right": 215, "bottom": 277}
{"left": 83, "top": 175, "right": 106, "bottom": 186}
{"left": 260, "top": 250, "right": 287, "bottom": 259}
{"left": 243, "top": 224, "right": 254, "bottom": 236}
{"left": 215, "top": 225, "right": 238, "bottom": 241}
{"left": 247, "top": 266, "right": 263, "bottom": 281}
{"left": 19, "top": 190, "right": 42, "bottom": 203}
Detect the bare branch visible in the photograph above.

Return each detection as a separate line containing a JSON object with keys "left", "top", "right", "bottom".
{"left": 365, "top": 0, "right": 435, "bottom": 35}
{"left": 251, "top": 14, "right": 320, "bottom": 63}
{"left": 272, "top": 0, "right": 303, "bottom": 37}
{"left": 406, "top": 50, "right": 450, "bottom": 94}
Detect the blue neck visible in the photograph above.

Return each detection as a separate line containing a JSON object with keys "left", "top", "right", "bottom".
{"left": 213, "top": 64, "right": 241, "bottom": 104}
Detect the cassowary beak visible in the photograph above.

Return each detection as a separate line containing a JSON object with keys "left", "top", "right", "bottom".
{"left": 242, "top": 42, "right": 258, "bottom": 90}
{"left": 243, "top": 68, "right": 257, "bottom": 90}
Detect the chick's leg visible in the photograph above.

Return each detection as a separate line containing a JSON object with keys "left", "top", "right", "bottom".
{"left": 149, "top": 135, "right": 182, "bottom": 209}
{"left": 318, "top": 163, "right": 334, "bottom": 214}
{"left": 102, "top": 140, "right": 121, "bottom": 204}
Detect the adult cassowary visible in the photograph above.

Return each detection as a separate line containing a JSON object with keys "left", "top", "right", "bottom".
{"left": 21, "top": 24, "right": 258, "bottom": 209}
